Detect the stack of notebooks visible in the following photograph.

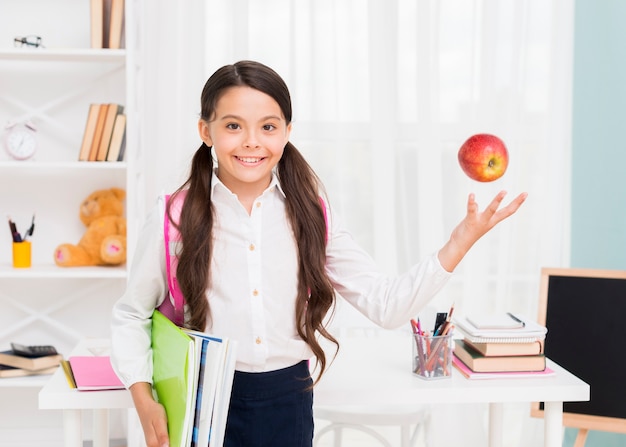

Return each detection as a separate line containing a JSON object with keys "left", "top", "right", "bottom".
{"left": 452, "top": 313, "right": 554, "bottom": 379}
{"left": 0, "top": 346, "right": 62, "bottom": 379}
{"left": 151, "top": 310, "right": 238, "bottom": 447}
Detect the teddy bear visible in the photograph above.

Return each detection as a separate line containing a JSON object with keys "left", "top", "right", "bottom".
{"left": 54, "top": 187, "right": 127, "bottom": 267}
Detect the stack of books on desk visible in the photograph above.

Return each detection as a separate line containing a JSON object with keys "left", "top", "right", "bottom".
{"left": 452, "top": 314, "right": 553, "bottom": 379}
{"left": 0, "top": 346, "right": 62, "bottom": 379}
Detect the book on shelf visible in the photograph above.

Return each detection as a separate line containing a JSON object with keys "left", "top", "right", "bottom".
{"left": 0, "top": 349, "right": 63, "bottom": 371}
{"left": 0, "top": 364, "right": 58, "bottom": 379}
{"left": 78, "top": 104, "right": 100, "bottom": 161}
{"left": 63, "top": 356, "right": 125, "bottom": 391}
{"left": 453, "top": 339, "right": 546, "bottom": 373}
{"left": 90, "top": 0, "right": 104, "bottom": 49}
{"left": 463, "top": 338, "right": 544, "bottom": 357}
{"left": 88, "top": 104, "right": 110, "bottom": 161}
{"left": 102, "top": 0, "right": 111, "bottom": 50}
{"left": 91, "top": 0, "right": 125, "bottom": 49}
{"left": 108, "top": 0, "right": 125, "bottom": 49}
{"left": 452, "top": 356, "right": 555, "bottom": 380}
{"left": 454, "top": 314, "right": 547, "bottom": 343}
{"left": 151, "top": 310, "right": 237, "bottom": 447}
{"left": 96, "top": 103, "right": 124, "bottom": 161}
{"left": 106, "top": 113, "right": 127, "bottom": 161}
{"left": 79, "top": 104, "right": 126, "bottom": 162}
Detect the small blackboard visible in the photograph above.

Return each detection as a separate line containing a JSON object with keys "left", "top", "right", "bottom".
{"left": 531, "top": 267, "right": 626, "bottom": 434}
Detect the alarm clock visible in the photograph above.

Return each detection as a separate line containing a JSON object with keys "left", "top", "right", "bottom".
{"left": 3, "top": 121, "right": 37, "bottom": 160}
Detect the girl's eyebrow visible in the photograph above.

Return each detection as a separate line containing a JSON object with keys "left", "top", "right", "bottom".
{"left": 219, "top": 114, "right": 283, "bottom": 122}
{"left": 218, "top": 114, "right": 242, "bottom": 121}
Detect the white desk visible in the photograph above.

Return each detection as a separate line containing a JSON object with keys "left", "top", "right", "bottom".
{"left": 39, "top": 334, "right": 589, "bottom": 447}
{"left": 38, "top": 339, "right": 134, "bottom": 447}
{"left": 314, "top": 331, "right": 590, "bottom": 447}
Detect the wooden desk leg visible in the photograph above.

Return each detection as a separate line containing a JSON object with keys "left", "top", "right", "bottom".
{"left": 488, "top": 402, "right": 504, "bottom": 447}
{"left": 573, "top": 429, "right": 589, "bottom": 447}
{"left": 62, "top": 409, "right": 82, "bottom": 447}
{"left": 92, "top": 409, "right": 110, "bottom": 447}
{"left": 543, "top": 401, "right": 564, "bottom": 447}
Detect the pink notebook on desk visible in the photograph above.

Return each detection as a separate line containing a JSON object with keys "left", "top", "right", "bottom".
{"left": 68, "top": 356, "right": 125, "bottom": 391}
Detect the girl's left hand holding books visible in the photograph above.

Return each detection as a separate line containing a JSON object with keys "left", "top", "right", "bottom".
{"left": 438, "top": 190, "right": 528, "bottom": 272}
{"left": 129, "top": 382, "right": 170, "bottom": 447}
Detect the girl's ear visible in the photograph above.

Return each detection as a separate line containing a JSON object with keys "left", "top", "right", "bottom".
{"left": 285, "top": 122, "right": 292, "bottom": 142}
{"left": 198, "top": 120, "right": 213, "bottom": 147}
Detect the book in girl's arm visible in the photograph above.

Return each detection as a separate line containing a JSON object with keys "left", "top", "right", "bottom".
{"left": 152, "top": 310, "right": 198, "bottom": 447}
{"left": 181, "top": 329, "right": 236, "bottom": 447}
{"left": 151, "top": 310, "right": 237, "bottom": 447}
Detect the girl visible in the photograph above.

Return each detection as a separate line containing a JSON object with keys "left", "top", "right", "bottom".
{"left": 111, "top": 60, "right": 527, "bottom": 447}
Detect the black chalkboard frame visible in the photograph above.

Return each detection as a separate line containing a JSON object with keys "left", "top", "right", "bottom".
{"left": 530, "top": 267, "right": 626, "bottom": 434}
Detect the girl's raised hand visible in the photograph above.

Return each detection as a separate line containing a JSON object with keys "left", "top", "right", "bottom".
{"left": 438, "top": 190, "right": 528, "bottom": 272}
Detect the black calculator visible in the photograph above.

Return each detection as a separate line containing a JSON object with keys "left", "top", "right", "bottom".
{"left": 10, "top": 343, "right": 58, "bottom": 358}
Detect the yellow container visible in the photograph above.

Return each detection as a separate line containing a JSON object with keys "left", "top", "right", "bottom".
{"left": 12, "top": 241, "right": 31, "bottom": 268}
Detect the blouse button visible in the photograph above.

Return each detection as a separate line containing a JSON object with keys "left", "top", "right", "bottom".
{"left": 249, "top": 243, "right": 255, "bottom": 251}
{"left": 255, "top": 337, "right": 262, "bottom": 345}
{"left": 252, "top": 289, "right": 259, "bottom": 297}
{"left": 255, "top": 201, "right": 261, "bottom": 208}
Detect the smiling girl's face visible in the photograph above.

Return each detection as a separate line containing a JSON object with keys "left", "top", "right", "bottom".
{"left": 198, "top": 86, "right": 292, "bottom": 202}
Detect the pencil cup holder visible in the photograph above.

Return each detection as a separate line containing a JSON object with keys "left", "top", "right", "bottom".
{"left": 412, "top": 332, "right": 453, "bottom": 379}
{"left": 12, "top": 241, "right": 31, "bottom": 268}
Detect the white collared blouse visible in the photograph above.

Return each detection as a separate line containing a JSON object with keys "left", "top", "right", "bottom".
{"left": 111, "top": 172, "right": 451, "bottom": 387}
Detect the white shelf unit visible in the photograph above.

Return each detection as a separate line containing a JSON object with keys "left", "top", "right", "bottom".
{"left": 0, "top": 3, "right": 143, "bottom": 445}
{"left": 0, "top": 4, "right": 141, "bottom": 373}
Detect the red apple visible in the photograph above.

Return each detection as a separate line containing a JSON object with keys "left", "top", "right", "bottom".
{"left": 458, "top": 133, "right": 509, "bottom": 182}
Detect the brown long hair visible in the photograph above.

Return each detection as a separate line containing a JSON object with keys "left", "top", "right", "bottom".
{"left": 167, "top": 60, "right": 338, "bottom": 381}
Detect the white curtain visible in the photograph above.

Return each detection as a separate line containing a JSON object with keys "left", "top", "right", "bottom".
{"left": 139, "top": 0, "right": 573, "bottom": 445}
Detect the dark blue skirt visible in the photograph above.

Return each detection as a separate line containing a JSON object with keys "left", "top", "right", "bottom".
{"left": 224, "top": 360, "right": 314, "bottom": 447}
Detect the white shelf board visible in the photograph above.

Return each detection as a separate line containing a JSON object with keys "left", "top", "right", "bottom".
{"left": 0, "top": 161, "right": 127, "bottom": 170}
{"left": 0, "top": 263, "right": 127, "bottom": 279}
{"left": 0, "top": 48, "right": 126, "bottom": 63}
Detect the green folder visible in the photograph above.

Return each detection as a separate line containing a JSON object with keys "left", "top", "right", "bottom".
{"left": 151, "top": 310, "right": 198, "bottom": 447}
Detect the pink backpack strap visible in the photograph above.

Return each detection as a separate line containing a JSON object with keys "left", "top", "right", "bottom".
{"left": 157, "top": 192, "right": 186, "bottom": 326}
